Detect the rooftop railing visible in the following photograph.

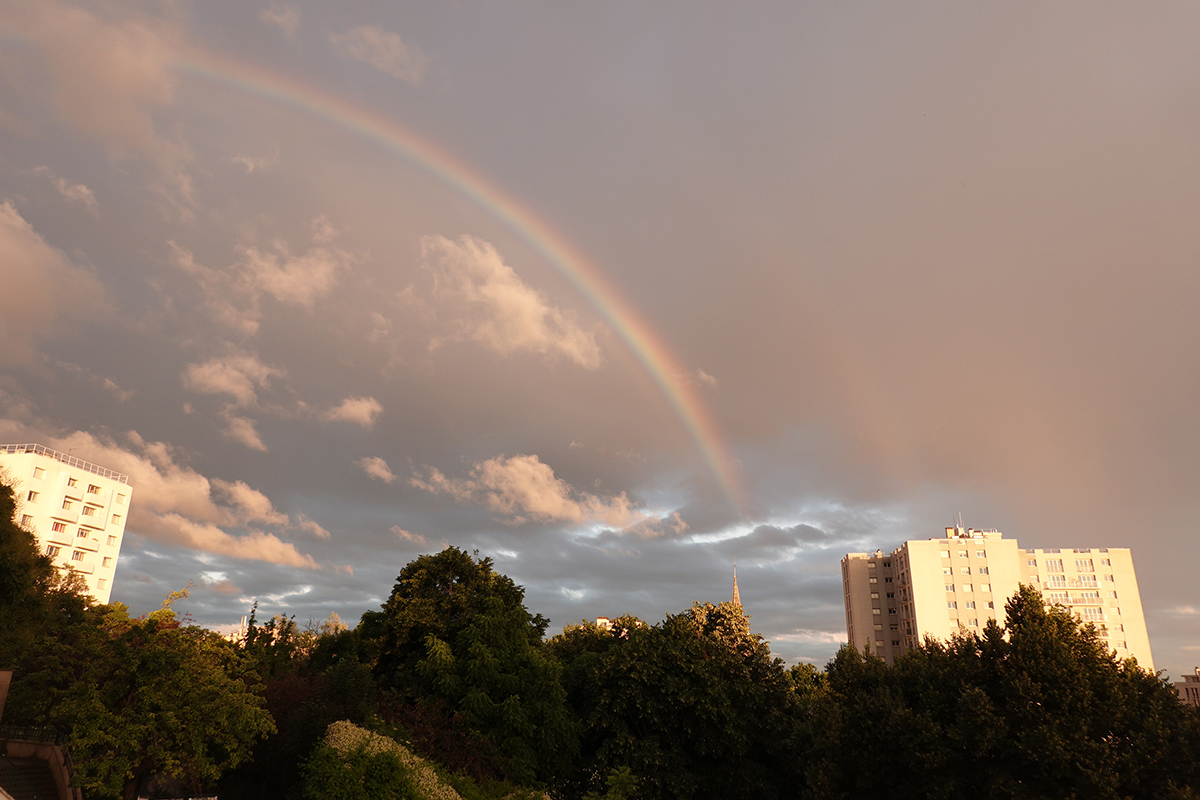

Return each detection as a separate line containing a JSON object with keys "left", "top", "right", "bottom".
{"left": 0, "top": 443, "right": 130, "bottom": 484}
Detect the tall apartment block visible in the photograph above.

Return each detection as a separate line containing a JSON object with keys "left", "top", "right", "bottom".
{"left": 842, "top": 525, "right": 1153, "bottom": 670}
{"left": 0, "top": 443, "right": 132, "bottom": 604}
{"left": 1177, "top": 668, "right": 1200, "bottom": 708}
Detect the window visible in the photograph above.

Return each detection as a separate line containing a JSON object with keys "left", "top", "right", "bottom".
{"left": 945, "top": 584, "right": 955, "bottom": 592}
{"left": 107, "top": 535, "right": 117, "bottom": 546}
{"left": 869, "top": 577, "right": 877, "bottom": 584}
{"left": 942, "top": 567, "right": 953, "bottom": 575}
{"left": 888, "top": 607, "right": 897, "bottom": 615}
{"left": 26, "top": 490, "right": 39, "bottom": 502}
{"left": 962, "top": 584, "right": 973, "bottom": 592}
{"left": 980, "top": 583, "right": 991, "bottom": 592}
{"left": 1100, "top": 558, "right": 1111, "bottom": 566}
{"left": 102, "top": 557, "right": 113, "bottom": 567}
{"left": 886, "top": 592, "right": 895, "bottom": 599}
{"left": 967, "top": 619, "right": 978, "bottom": 626}
{"left": 884, "top": 577, "right": 893, "bottom": 583}
{"left": 87, "top": 484, "right": 101, "bottom": 494}
{"left": 67, "top": 477, "right": 77, "bottom": 487}
{"left": 940, "top": 549, "right": 951, "bottom": 558}
{"left": 20, "top": 514, "right": 33, "bottom": 527}
{"left": 1107, "top": 591, "right": 1119, "bottom": 599}
{"left": 98, "top": 578, "right": 108, "bottom": 589}
{"left": 883, "top": 561, "right": 891, "bottom": 568}
{"left": 1075, "top": 559, "right": 1093, "bottom": 571}
{"left": 81, "top": 505, "right": 96, "bottom": 516}
{"left": 71, "top": 551, "right": 85, "bottom": 562}
{"left": 46, "top": 545, "right": 61, "bottom": 557}
{"left": 61, "top": 499, "right": 72, "bottom": 510}
{"left": 1103, "top": 574, "right": 1115, "bottom": 582}
{"left": 871, "top": 592, "right": 879, "bottom": 599}
{"left": 1048, "top": 591, "right": 1068, "bottom": 602}
{"left": 1045, "top": 559, "right": 1064, "bottom": 573}
{"left": 1047, "top": 575, "right": 1067, "bottom": 588}
{"left": 872, "top": 608, "right": 881, "bottom": 615}
{"left": 52, "top": 521, "right": 67, "bottom": 533}
{"left": 958, "top": 550, "right": 968, "bottom": 558}
{"left": 891, "top": 639, "right": 900, "bottom": 646}
{"left": 978, "top": 566, "right": 989, "bottom": 574}
{"left": 116, "top": 493, "right": 127, "bottom": 505}
{"left": 1045, "top": 548, "right": 1061, "bottom": 554}
{"left": 889, "top": 624, "right": 899, "bottom": 631}
{"left": 1073, "top": 548, "right": 1091, "bottom": 554}
{"left": 986, "top": 601, "right": 995, "bottom": 609}
{"left": 960, "top": 567, "right": 971, "bottom": 575}
{"left": 33, "top": 467, "right": 45, "bottom": 479}
{"left": 874, "top": 623, "right": 883, "bottom": 630}
{"left": 1079, "top": 607, "right": 1104, "bottom": 621}
{"left": 947, "top": 601, "right": 957, "bottom": 609}
{"left": 965, "top": 601, "right": 976, "bottom": 609}
{"left": 77, "top": 529, "right": 88, "bottom": 537}
{"left": 1027, "top": 559, "right": 1038, "bottom": 567}
{"left": 1078, "top": 575, "right": 1098, "bottom": 587}
{"left": 111, "top": 514, "right": 121, "bottom": 524}
{"left": 976, "top": 550, "right": 986, "bottom": 558}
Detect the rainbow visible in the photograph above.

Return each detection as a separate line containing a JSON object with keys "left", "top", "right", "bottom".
{"left": 174, "top": 49, "right": 745, "bottom": 511}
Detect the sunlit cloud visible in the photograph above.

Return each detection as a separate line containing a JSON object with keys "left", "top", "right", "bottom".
{"left": 34, "top": 166, "right": 98, "bottom": 211}
{"left": 421, "top": 235, "right": 603, "bottom": 369}
{"left": 324, "top": 396, "right": 383, "bottom": 427}
{"left": 329, "top": 25, "right": 428, "bottom": 86}
{"left": 258, "top": 1, "right": 299, "bottom": 38}
{"left": 358, "top": 456, "right": 396, "bottom": 483}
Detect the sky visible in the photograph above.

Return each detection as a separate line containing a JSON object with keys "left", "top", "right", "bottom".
{"left": 0, "top": 0, "right": 1197, "bottom": 677}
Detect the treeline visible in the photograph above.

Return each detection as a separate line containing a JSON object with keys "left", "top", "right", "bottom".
{"left": 3, "top": 482, "right": 1200, "bottom": 799}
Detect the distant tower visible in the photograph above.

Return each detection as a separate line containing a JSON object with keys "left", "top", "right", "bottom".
{"left": 732, "top": 560, "right": 742, "bottom": 607}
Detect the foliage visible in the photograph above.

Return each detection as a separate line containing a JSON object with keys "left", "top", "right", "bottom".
{"left": 304, "top": 721, "right": 463, "bottom": 800}
{"left": 379, "top": 697, "right": 508, "bottom": 784}
{"left": 798, "top": 584, "right": 1200, "bottom": 800}
{"left": 363, "top": 547, "right": 575, "bottom": 785}
{"left": 550, "top": 603, "right": 801, "bottom": 800}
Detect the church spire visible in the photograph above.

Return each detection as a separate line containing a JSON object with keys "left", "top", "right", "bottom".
{"left": 732, "top": 560, "right": 741, "bottom": 607}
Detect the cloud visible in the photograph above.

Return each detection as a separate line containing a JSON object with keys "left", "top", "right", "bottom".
{"left": 1, "top": 2, "right": 192, "bottom": 200}
{"left": 258, "top": 2, "right": 299, "bottom": 37}
{"left": 411, "top": 454, "right": 639, "bottom": 527}
{"left": 329, "top": 26, "right": 428, "bottom": 86}
{"left": 35, "top": 166, "right": 98, "bottom": 211}
{"left": 620, "top": 511, "right": 689, "bottom": 539}
{"left": 171, "top": 218, "right": 355, "bottom": 335}
{"left": 182, "top": 351, "right": 281, "bottom": 407}
{"left": 0, "top": 202, "right": 105, "bottom": 363}
{"left": 357, "top": 456, "right": 396, "bottom": 483}
{"left": 696, "top": 369, "right": 718, "bottom": 388}
{"left": 296, "top": 514, "right": 332, "bottom": 540}
{"left": 6, "top": 428, "right": 318, "bottom": 568}
{"left": 232, "top": 145, "right": 280, "bottom": 174}
{"left": 422, "top": 235, "right": 603, "bottom": 369}
{"left": 390, "top": 525, "right": 426, "bottom": 545}
{"left": 222, "top": 415, "right": 268, "bottom": 452}
{"left": 325, "top": 396, "right": 383, "bottom": 427}
{"left": 212, "top": 479, "right": 289, "bottom": 526}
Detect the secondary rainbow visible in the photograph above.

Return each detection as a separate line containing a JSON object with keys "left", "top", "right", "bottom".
{"left": 174, "top": 49, "right": 745, "bottom": 511}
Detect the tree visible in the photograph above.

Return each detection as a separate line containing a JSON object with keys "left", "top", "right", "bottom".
{"left": 362, "top": 547, "right": 574, "bottom": 785}
{"left": 798, "top": 585, "right": 1200, "bottom": 800}
{"left": 550, "top": 602, "right": 802, "bottom": 800}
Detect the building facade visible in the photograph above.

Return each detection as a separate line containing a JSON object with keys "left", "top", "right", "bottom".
{"left": 0, "top": 444, "right": 132, "bottom": 604}
{"left": 1177, "top": 668, "right": 1200, "bottom": 708}
{"left": 842, "top": 524, "right": 1153, "bottom": 670}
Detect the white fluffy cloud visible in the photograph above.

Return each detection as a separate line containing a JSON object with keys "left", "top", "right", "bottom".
{"left": 182, "top": 351, "right": 281, "bottom": 407}
{"left": 35, "top": 166, "right": 98, "bottom": 211}
{"left": 422, "top": 235, "right": 603, "bottom": 369}
{"left": 390, "top": 525, "right": 426, "bottom": 545}
{"left": 325, "top": 396, "right": 383, "bottom": 427}
{"left": 411, "top": 454, "right": 639, "bottom": 527}
{"left": 357, "top": 456, "right": 396, "bottom": 483}
{"left": 329, "top": 26, "right": 428, "bottom": 85}
{"left": 0, "top": 202, "right": 105, "bottom": 364}
{"left": 171, "top": 218, "right": 355, "bottom": 335}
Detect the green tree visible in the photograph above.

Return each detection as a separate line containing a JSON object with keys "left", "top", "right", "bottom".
{"left": 799, "top": 585, "right": 1200, "bottom": 800}
{"left": 362, "top": 547, "right": 574, "bottom": 785}
{"left": 550, "top": 602, "right": 801, "bottom": 800}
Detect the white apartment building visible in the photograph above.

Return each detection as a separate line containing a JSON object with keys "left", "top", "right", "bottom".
{"left": 0, "top": 443, "right": 132, "bottom": 604}
{"left": 842, "top": 525, "right": 1153, "bottom": 671}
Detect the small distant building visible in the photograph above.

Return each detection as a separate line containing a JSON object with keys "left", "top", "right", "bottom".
{"left": 0, "top": 444, "right": 132, "bottom": 604}
{"left": 1177, "top": 668, "right": 1200, "bottom": 707}
{"left": 595, "top": 617, "right": 612, "bottom": 631}
{"left": 842, "top": 524, "right": 1153, "bottom": 670}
